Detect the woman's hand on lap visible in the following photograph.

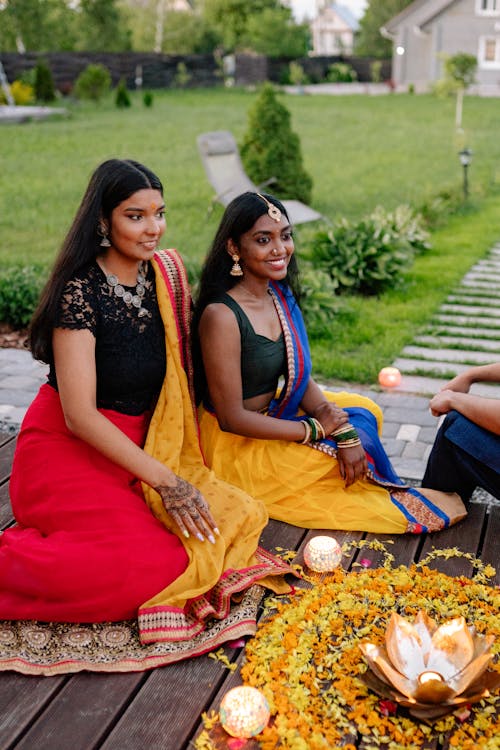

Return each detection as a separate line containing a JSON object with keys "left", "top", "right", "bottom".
{"left": 155, "top": 477, "right": 219, "bottom": 544}
{"left": 312, "top": 401, "right": 349, "bottom": 435}
{"left": 337, "top": 445, "right": 368, "bottom": 487}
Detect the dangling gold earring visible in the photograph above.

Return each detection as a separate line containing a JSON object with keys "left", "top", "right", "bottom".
{"left": 230, "top": 254, "right": 243, "bottom": 277}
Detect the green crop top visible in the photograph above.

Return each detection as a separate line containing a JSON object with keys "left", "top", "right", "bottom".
{"left": 218, "top": 293, "right": 286, "bottom": 400}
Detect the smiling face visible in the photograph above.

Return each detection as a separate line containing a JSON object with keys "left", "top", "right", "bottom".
{"left": 104, "top": 188, "right": 166, "bottom": 268}
{"left": 228, "top": 212, "right": 294, "bottom": 284}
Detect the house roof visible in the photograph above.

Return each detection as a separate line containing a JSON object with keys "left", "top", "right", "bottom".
{"left": 383, "top": 0, "right": 457, "bottom": 33}
{"left": 324, "top": 3, "right": 360, "bottom": 32}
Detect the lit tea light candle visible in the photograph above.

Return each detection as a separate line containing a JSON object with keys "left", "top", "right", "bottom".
{"left": 303, "top": 535, "right": 342, "bottom": 572}
{"left": 378, "top": 367, "right": 402, "bottom": 388}
{"left": 220, "top": 686, "right": 270, "bottom": 738}
{"left": 418, "top": 671, "right": 444, "bottom": 685}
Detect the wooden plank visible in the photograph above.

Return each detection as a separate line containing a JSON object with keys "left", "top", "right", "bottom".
{"left": 100, "top": 521, "right": 307, "bottom": 749}
{"left": 480, "top": 504, "right": 500, "bottom": 584}
{"left": 14, "top": 673, "right": 147, "bottom": 750}
{"left": 0, "top": 674, "right": 68, "bottom": 748}
{"left": 0, "top": 482, "right": 14, "bottom": 529}
{"left": 0, "top": 436, "right": 16, "bottom": 484}
{"left": 419, "top": 503, "right": 487, "bottom": 576}
{"left": 99, "top": 655, "right": 233, "bottom": 750}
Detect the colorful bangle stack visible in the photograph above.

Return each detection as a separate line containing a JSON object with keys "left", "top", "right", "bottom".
{"left": 300, "top": 416, "right": 326, "bottom": 444}
{"left": 330, "top": 423, "right": 362, "bottom": 448}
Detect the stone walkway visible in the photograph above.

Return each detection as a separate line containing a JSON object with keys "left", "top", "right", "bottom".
{"left": 0, "top": 242, "right": 499, "bottom": 499}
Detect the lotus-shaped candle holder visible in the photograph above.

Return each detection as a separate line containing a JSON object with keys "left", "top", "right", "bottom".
{"left": 360, "top": 610, "right": 500, "bottom": 721}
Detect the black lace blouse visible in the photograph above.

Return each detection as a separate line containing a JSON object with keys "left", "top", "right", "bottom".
{"left": 47, "top": 261, "right": 166, "bottom": 415}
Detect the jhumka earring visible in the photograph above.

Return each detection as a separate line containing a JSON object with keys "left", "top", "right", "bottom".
{"left": 230, "top": 254, "right": 243, "bottom": 277}
{"left": 98, "top": 223, "right": 111, "bottom": 248}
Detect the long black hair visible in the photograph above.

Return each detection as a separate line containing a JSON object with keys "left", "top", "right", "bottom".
{"left": 192, "top": 191, "right": 301, "bottom": 402}
{"left": 30, "top": 159, "right": 163, "bottom": 363}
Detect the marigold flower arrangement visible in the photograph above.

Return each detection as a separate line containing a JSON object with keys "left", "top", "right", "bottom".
{"left": 197, "top": 543, "right": 500, "bottom": 750}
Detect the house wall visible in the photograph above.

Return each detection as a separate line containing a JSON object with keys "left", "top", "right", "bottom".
{"left": 311, "top": 9, "right": 355, "bottom": 55}
{"left": 391, "top": 0, "right": 500, "bottom": 93}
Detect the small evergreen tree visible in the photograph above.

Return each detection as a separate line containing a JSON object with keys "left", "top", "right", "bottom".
{"left": 240, "top": 83, "right": 313, "bottom": 204}
{"left": 115, "top": 78, "right": 131, "bottom": 108}
{"left": 34, "top": 59, "right": 56, "bottom": 102}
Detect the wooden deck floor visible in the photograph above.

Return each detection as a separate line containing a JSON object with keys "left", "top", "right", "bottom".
{"left": 0, "top": 430, "right": 499, "bottom": 750}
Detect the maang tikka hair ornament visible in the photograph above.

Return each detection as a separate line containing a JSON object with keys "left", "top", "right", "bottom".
{"left": 230, "top": 254, "right": 243, "bottom": 277}
{"left": 256, "top": 193, "right": 282, "bottom": 223}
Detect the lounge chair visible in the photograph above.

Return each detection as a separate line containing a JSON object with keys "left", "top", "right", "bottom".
{"left": 197, "top": 130, "right": 323, "bottom": 225}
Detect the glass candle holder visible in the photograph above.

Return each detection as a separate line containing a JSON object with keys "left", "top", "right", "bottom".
{"left": 378, "top": 367, "right": 402, "bottom": 387}
{"left": 220, "top": 686, "right": 270, "bottom": 738}
{"left": 303, "top": 535, "right": 342, "bottom": 572}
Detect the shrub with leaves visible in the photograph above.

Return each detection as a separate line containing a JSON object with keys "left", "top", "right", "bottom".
{"left": 74, "top": 64, "right": 111, "bottom": 102}
{"left": 34, "top": 59, "right": 56, "bottom": 102}
{"left": 241, "top": 83, "right": 313, "bottom": 204}
{"left": 371, "top": 204, "right": 431, "bottom": 255}
{"left": 327, "top": 62, "right": 358, "bottom": 83}
{"left": 418, "top": 186, "right": 465, "bottom": 229}
{"left": 115, "top": 78, "right": 131, "bottom": 108}
{"left": 288, "top": 61, "right": 308, "bottom": 86}
{"left": 174, "top": 62, "right": 191, "bottom": 88}
{"left": 143, "top": 91, "right": 154, "bottom": 108}
{"left": 310, "top": 206, "right": 429, "bottom": 296}
{"left": 370, "top": 60, "right": 382, "bottom": 83}
{"left": 299, "top": 265, "right": 342, "bottom": 338}
{"left": 0, "top": 265, "right": 47, "bottom": 329}
{"left": 0, "top": 80, "right": 34, "bottom": 105}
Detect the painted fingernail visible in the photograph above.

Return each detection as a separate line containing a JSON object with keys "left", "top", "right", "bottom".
{"left": 183, "top": 530, "right": 190, "bottom": 539}
{"left": 208, "top": 534, "right": 216, "bottom": 544}
{"left": 213, "top": 527, "right": 220, "bottom": 536}
{"left": 197, "top": 533, "right": 205, "bottom": 542}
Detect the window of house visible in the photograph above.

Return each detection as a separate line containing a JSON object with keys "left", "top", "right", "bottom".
{"left": 476, "top": 0, "right": 500, "bottom": 15}
{"left": 479, "top": 36, "right": 500, "bottom": 66}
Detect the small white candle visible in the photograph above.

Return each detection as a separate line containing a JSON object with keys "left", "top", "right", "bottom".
{"left": 303, "top": 535, "right": 342, "bottom": 572}
{"left": 220, "top": 686, "right": 270, "bottom": 738}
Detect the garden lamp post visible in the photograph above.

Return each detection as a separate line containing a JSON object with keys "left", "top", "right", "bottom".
{"left": 458, "top": 148, "right": 472, "bottom": 199}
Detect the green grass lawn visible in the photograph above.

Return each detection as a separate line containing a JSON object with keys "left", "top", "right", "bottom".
{"left": 2, "top": 87, "right": 500, "bottom": 385}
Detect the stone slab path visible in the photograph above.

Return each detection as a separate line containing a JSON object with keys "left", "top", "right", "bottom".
{"left": 391, "top": 243, "right": 500, "bottom": 400}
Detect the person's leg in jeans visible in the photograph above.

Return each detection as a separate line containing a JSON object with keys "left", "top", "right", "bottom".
{"left": 423, "top": 413, "right": 500, "bottom": 502}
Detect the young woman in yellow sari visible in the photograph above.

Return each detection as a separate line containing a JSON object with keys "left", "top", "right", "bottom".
{"left": 193, "top": 192, "right": 467, "bottom": 534}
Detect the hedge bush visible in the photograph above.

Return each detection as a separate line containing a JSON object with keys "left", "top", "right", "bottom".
{"left": 327, "top": 62, "right": 358, "bottom": 83}
{"left": 0, "top": 265, "right": 47, "bottom": 329}
{"left": 74, "top": 64, "right": 111, "bottom": 102}
{"left": 0, "top": 80, "right": 34, "bottom": 105}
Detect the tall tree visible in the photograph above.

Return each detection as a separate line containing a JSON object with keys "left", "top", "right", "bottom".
{"left": 245, "top": 6, "right": 309, "bottom": 58}
{"left": 355, "top": 0, "right": 413, "bottom": 59}
{"left": 0, "top": 0, "right": 79, "bottom": 52}
{"left": 202, "top": 0, "right": 281, "bottom": 53}
{"left": 78, "top": 0, "right": 132, "bottom": 51}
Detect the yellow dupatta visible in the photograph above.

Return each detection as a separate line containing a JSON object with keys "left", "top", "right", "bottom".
{"left": 138, "top": 251, "right": 291, "bottom": 644}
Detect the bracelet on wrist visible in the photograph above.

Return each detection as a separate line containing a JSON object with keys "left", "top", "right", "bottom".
{"left": 306, "top": 416, "right": 326, "bottom": 442}
{"left": 337, "top": 438, "right": 362, "bottom": 448}
{"left": 299, "top": 419, "right": 312, "bottom": 444}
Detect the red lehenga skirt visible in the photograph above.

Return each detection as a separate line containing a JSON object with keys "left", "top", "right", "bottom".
{"left": 0, "top": 384, "right": 189, "bottom": 623}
